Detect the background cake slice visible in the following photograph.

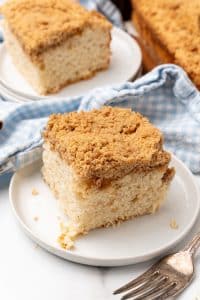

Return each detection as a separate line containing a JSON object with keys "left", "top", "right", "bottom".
{"left": 0, "top": 0, "right": 112, "bottom": 95}
{"left": 42, "top": 106, "right": 174, "bottom": 249}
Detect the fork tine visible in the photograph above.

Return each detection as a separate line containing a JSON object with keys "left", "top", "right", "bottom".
{"left": 121, "top": 276, "right": 168, "bottom": 300}
{"left": 113, "top": 268, "right": 158, "bottom": 295}
{"left": 155, "top": 283, "right": 178, "bottom": 300}
{"left": 119, "top": 275, "right": 165, "bottom": 300}
{"left": 138, "top": 282, "right": 177, "bottom": 300}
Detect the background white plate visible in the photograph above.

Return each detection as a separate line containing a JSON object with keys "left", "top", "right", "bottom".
{"left": 0, "top": 27, "right": 141, "bottom": 100}
{"left": 9, "top": 155, "right": 200, "bottom": 267}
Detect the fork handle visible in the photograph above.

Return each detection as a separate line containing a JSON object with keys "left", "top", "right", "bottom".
{"left": 183, "top": 232, "right": 200, "bottom": 256}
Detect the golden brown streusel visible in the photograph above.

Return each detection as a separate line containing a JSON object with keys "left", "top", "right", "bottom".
{"left": 0, "top": 0, "right": 111, "bottom": 59}
{"left": 162, "top": 167, "right": 175, "bottom": 184}
{"left": 44, "top": 106, "right": 171, "bottom": 183}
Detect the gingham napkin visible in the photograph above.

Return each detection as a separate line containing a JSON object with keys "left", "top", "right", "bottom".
{"left": 0, "top": 64, "right": 200, "bottom": 175}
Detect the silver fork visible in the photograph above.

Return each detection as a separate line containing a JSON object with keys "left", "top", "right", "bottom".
{"left": 113, "top": 232, "right": 200, "bottom": 300}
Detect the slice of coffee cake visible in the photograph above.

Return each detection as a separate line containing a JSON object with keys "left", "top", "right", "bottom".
{"left": 42, "top": 106, "right": 174, "bottom": 249}
{"left": 1, "top": 0, "right": 112, "bottom": 95}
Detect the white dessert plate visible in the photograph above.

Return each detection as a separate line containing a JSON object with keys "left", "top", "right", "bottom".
{"left": 0, "top": 27, "right": 141, "bottom": 101}
{"left": 9, "top": 154, "right": 200, "bottom": 267}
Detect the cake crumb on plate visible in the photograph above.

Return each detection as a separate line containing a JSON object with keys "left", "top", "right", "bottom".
{"left": 57, "top": 222, "right": 86, "bottom": 250}
{"left": 32, "top": 188, "right": 39, "bottom": 196}
{"left": 33, "top": 216, "right": 39, "bottom": 222}
{"left": 170, "top": 218, "right": 179, "bottom": 230}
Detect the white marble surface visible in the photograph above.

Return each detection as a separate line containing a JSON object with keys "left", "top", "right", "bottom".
{"left": 0, "top": 173, "right": 200, "bottom": 300}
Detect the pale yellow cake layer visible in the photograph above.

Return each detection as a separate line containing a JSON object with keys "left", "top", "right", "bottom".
{"left": 42, "top": 144, "right": 173, "bottom": 234}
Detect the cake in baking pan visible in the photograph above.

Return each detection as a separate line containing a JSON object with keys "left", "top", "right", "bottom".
{"left": 132, "top": 0, "right": 200, "bottom": 89}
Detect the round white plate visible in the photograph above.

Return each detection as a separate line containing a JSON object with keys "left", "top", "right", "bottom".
{"left": 0, "top": 27, "right": 141, "bottom": 101}
{"left": 9, "top": 155, "right": 200, "bottom": 267}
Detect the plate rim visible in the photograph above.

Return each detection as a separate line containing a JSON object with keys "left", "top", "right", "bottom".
{"left": 0, "top": 27, "right": 142, "bottom": 103}
{"left": 9, "top": 154, "right": 200, "bottom": 267}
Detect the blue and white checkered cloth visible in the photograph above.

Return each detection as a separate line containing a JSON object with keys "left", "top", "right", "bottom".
{"left": 1, "top": 64, "right": 200, "bottom": 175}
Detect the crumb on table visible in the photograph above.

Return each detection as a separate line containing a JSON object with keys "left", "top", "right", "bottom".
{"left": 170, "top": 218, "right": 179, "bottom": 230}
{"left": 33, "top": 216, "right": 39, "bottom": 222}
{"left": 32, "top": 188, "right": 39, "bottom": 196}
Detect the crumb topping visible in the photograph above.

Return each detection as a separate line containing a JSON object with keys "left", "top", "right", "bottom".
{"left": 44, "top": 106, "right": 171, "bottom": 184}
{"left": 162, "top": 167, "right": 175, "bottom": 183}
{"left": 0, "top": 0, "right": 111, "bottom": 58}
{"left": 133, "top": 0, "right": 200, "bottom": 88}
